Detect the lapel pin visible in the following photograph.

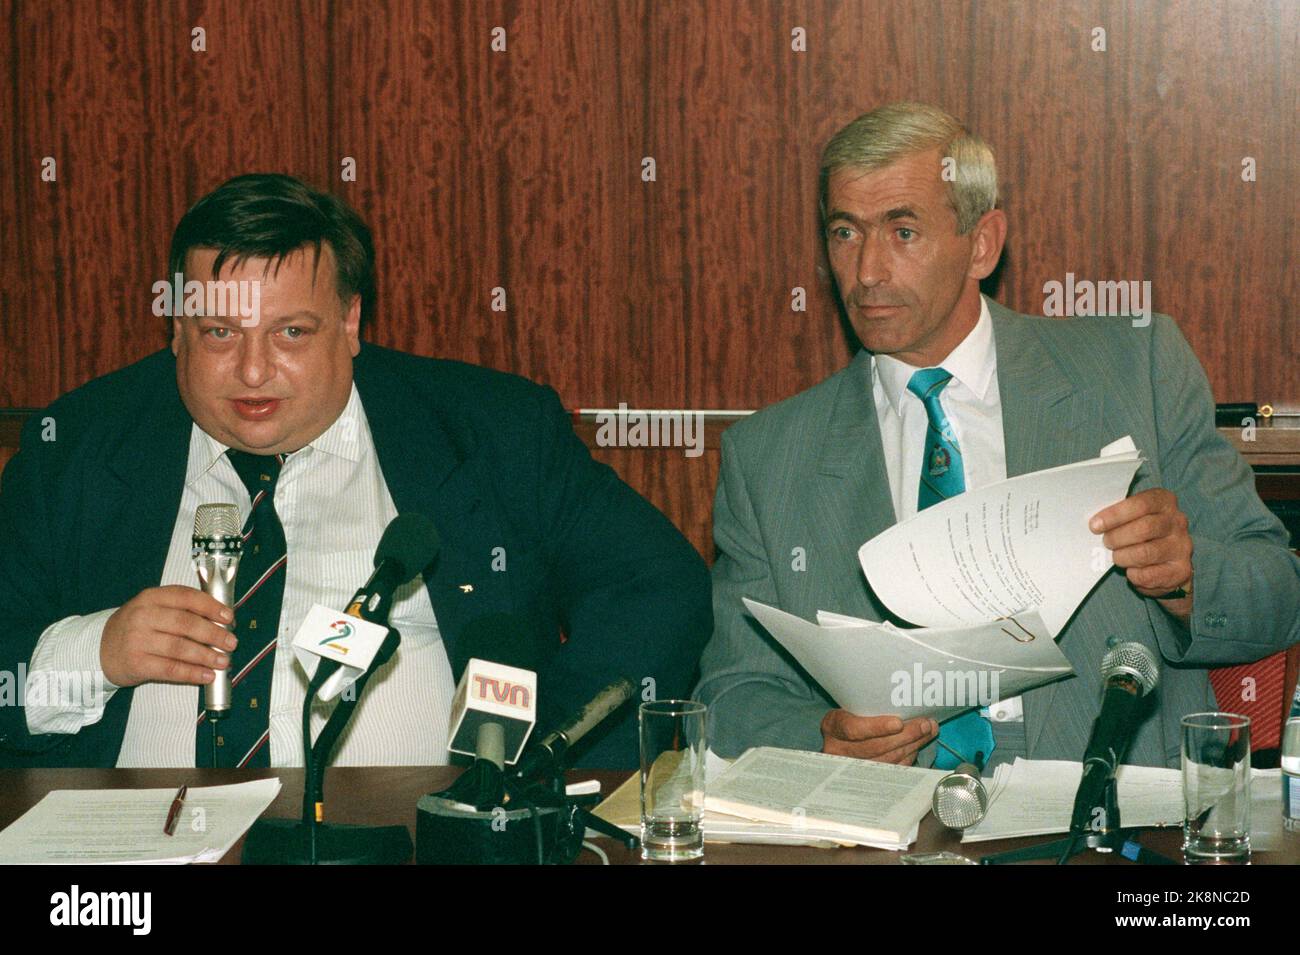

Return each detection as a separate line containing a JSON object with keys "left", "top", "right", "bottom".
{"left": 459, "top": 584, "right": 474, "bottom": 593}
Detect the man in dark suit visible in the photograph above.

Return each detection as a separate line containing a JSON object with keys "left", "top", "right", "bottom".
{"left": 0, "top": 173, "right": 711, "bottom": 769}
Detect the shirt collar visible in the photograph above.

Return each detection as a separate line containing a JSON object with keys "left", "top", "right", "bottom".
{"left": 872, "top": 294, "right": 996, "bottom": 416}
{"left": 308, "top": 383, "right": 367, "bottom": 463}
{"left": 185, "top": 382, "right": 368, "bottom": 487}
{"left": 185, "top": 426, "right": 229, "bottom": 486}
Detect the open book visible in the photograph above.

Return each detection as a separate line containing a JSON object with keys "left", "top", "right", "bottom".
{"left": 592, "top": 747, "right": 945, "bottom": 849}
{"left": 745, "top": 437, "right": 1144, "bottom": 722}
{"left": 703, "top": 747, "right": 945, "bottom": 849}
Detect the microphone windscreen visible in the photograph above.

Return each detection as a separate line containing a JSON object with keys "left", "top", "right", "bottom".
{"left": 933, "top": 767, "right": 989, "bottom": 830}
{"left": 375, "top": 512, "right": 441, "bottom": 579}
{"left": 194, "top": 502, "right": 241, "bottom": 538}
{"left": 1101, "top": 640, "right": 1160, "bottom": 695}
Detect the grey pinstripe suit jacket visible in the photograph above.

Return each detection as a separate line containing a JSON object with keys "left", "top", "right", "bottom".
{"left": 695, "top": 299, "right": 1300, "bottom": 769}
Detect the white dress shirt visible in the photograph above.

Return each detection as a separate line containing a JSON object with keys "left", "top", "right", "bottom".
{"left": 26, "top": 384, "right": 457, "bottom": 766}
{"left": 870, "top": 295, "right": 1021, "bottom": 722}
{"left": 871, "top": 295, "right": 1006, "bottom": 523}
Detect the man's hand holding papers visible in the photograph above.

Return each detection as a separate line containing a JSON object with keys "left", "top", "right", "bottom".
{"left": 743, "top": 437, "right": 1152, "bottom": 765}
{"left": 820, "top": 711, "right": 938, "bottom": 765}
{"left": 1090, "top": 487, "right": 1195, "bottom": 622}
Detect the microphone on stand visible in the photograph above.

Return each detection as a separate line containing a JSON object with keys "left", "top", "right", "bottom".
{"left": 1068, "top": 639, "right": 1160, "bottom": 835}
{"left": 980, "top": 641, "right": 1173, "bottom": 867}
{"left": 242, "top": 513, "right": 441, "bottom": 865}
{"left": 441, "top": 614, "right": 543, "bottom": 810}
{"left": 302, "top": 511, "right": 443, "bottom": 701}
{"left": 418, "top": 659, "right": 639, "bottom": 864}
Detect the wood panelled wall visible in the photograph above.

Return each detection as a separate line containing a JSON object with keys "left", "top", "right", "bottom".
{"left": 2, "top": 0, "right": 1295, "bottom": 560}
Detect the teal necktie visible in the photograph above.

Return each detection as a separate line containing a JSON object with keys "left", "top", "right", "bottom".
{"left": 906, "top": 367, "right": 995, "bottom": 770}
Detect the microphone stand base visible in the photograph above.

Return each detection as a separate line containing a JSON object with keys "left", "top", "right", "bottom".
{"left": 979, "top": 828, "right": 1178, "bottom": 866}
{"left": 241, "top": 818, "right": 413, "bottom": 865}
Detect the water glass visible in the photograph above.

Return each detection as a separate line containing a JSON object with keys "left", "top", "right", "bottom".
{"left": 1181, "top": 712, "right": 1251, "bottom": 863}
{"left": 639, "top": 700, "right": 707, "bottom": 861}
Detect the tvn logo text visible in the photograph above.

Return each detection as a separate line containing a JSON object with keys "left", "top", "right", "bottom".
{"left": 472, "top": 676, "right": 531, "bottom": 709}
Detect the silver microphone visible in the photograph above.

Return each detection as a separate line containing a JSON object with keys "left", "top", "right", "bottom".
{"left": 932, "top": 762, "right": 989, "bottom": 830}
{"left": 1101, "top": 639, "right": 1160, "bottom": 694}
{"left": 192, "top": 503, "right": 242, "bottom": 718}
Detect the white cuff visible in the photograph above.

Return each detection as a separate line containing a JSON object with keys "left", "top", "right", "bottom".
{"left": 24, "top": 609, "right": 120, "bottom": 735}
{"left": 981, "top": 696, "right": 1024, "bottom": 723}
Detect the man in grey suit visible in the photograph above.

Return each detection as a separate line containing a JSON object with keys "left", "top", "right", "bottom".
{"left": 696, "top": 102, "right": 1300, "bottom": 771}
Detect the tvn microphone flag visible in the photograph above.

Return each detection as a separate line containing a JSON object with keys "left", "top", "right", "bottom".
{"left": 448, "top": 659, "right": 537, "bottom": 766}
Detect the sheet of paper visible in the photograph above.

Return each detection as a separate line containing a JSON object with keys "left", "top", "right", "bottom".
{"left": 744, "top": 598, "right": 1073, "bottom": 723}
{"left": 858, "top": 436, "right": 1142, "bottom": 634}
{"left": 0, "top": 778, "right": 282, "bottom": 864}
{"left": 704, "top": 746, "right": 946, "bottom": 848}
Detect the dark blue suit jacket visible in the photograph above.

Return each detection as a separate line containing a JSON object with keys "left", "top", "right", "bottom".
{"left": 0, "top": 343, "right": 711, "bottom": 768}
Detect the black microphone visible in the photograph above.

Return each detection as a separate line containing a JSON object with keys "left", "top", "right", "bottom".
{"left": 345, "top": 512, "right": 441, "bottom": 623}
{"left": 244, "top": 515, "right": 441, "bottom": 865}
{"left": 513, "top": 676, "right": 637, "bottom": 780}
{"left": 1069, "top": 640, "right": 1160, "bottom": 834}
{"left": 307, "top": 512, "right": 441, "bottom": 695}
{"left": 442, "top": 613, "right": 544, "bottom": 809}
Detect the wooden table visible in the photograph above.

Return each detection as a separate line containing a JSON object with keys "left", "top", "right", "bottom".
{"left": 2, "top": 766, "right": 1297, "bottom": 864}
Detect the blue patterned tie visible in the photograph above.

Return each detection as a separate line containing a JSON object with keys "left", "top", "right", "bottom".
{"left": 906, "top": 367, "right": 995, "bottom": 770}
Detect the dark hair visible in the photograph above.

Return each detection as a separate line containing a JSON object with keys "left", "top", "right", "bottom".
{"left": 168, "top": 173, "right": 376, "bottom": 325}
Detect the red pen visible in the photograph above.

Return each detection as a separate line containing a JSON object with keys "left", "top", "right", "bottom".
{"left": 164, "top": 784, "right": 188, "bottom": 836}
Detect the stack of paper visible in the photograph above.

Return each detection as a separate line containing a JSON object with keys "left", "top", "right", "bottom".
{"left": 961, "top": 758, "right": 1184, "bottom": 842}
{"left": 962, "top": 758, "right": 1287, "bottom": 849}
{"left": 744, "top": 600, "right": 1071, "bottom": 723}
{"left": 0, "top": 779, "right": 282, "bottom": 864}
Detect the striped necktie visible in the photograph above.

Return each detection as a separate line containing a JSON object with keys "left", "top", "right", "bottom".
{"left": 195, "top": 449, "right": 289, "bottom": 768}
{"left": 1210, "top": 652, "right": 1289, "bottom": 753}
{"left": 906, "top": 367, "right": 995, "bottom": 770}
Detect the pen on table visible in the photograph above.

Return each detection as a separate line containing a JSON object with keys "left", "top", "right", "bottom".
{"left": 164, "top": 783, "right": 188, "bottom": 836}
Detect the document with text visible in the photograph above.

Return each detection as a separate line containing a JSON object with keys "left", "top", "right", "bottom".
{"left": 0, "top": 778, "right": 282, "bottom": 864}
{"left": 858, "top": 436, "right": 1143, "bottom": 635}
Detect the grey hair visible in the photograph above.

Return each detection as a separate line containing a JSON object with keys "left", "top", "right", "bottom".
{"left": 818, "top": 102, "right": 998, "bottom": 235}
